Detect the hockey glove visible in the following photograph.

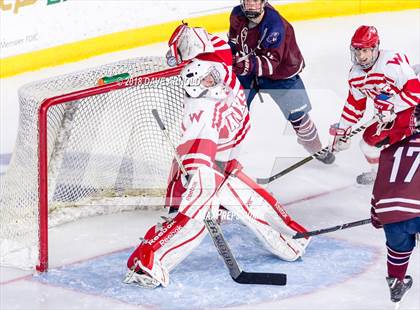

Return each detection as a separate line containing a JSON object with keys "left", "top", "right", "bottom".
{"left": 329, "top": 123, "right": 352, "bottom": 152}
{"left": 370, "top": 207, "right": 383, "bottom": 229}
{"left": 233, "top": 55, "right": 255, "bottom": 76}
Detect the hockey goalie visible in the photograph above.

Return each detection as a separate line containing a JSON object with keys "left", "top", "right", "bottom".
{"left": 123, "top": 59, "right": 311, "bottom": 289}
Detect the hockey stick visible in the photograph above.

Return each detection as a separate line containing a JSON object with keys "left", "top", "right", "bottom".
{"left": 204, "top": 216, "right": 286, "bottom": 285}
{"left": 151, "top": 109, "right": 188, "bottom": 176}
{"left": 256, "top": 118, "right": 377, "bottom": 184}
{"left": 292, "top": 218, "right": 371, "bottom": 239}
{"left": 152, "top": 108, "right": 287, "bottom": 286}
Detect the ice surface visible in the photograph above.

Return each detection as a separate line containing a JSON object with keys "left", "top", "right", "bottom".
{"left": 32, "top": 222, "right": 377, "bottom": 309}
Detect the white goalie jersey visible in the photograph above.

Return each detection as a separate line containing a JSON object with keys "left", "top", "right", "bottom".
{"left": 178, "top": 80, "right": 250, "bottom": 172}
{"left": 165, "top": 59, "right": 250, "bottom": 208}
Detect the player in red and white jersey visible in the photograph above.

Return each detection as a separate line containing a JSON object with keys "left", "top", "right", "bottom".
{"left": 369, "top": 104, "right": 419, "bottom": 304}
{"left": 163, "top": 23, "right": 247, "bottom": 209}
{"left": 164, "top": 58, "right": 251, "bottom": 210}
{"left": 330, "top": 25, "right": 420, "bottom": 184}
{"left": 123, "top": 59, "right": 311, "bottom": 289}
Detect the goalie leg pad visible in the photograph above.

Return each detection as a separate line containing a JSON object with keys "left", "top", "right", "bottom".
{"left": 178, "top": 165, "right": 224, "bottom": 220}
{"left": 218, "top": 173, "right": 310, "bottom": 261}
{"left": 157, "top": 214, "right": 209, "bottom": 272}
{"left": 127, "top": 210, "right": 214, "bottom": 286}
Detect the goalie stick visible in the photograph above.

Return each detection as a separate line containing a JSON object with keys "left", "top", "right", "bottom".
{"left": 256, "top": 118, "right": 376, "bottom": 184}
{"left": 151, "top": 109, "right": 188, "bottom": 176}
{"left": 152, "top": 108, "right": 287, "bottom": 286}
{"left": 292, "top": 218, "right": 371, "bottom": 239}
{"left": 204, "top": 216, "right": 286, "bottom": 285}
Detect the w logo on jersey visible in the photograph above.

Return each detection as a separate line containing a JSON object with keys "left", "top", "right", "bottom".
{"left": 225, "top": 110, "right": 244, "bottom": 131}
{"left": 387, "top": 53, "right": 408, "bottom": 66}
{"left": 189, "top": 111, "right": 204, "bottom": 123}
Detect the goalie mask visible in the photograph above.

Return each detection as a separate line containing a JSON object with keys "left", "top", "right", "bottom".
{"left": 240, "top": 0, "right": 267, "bottom": 19}
{"left": 181, "top": 60, "right": 222, "bottom": 98}
{"left": 166, "top": 24, "right": 215, "bottom": 67}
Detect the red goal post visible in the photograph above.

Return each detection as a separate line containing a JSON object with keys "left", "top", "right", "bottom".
{"left": 0, "top": 57, "right": 185, "bottom": 272}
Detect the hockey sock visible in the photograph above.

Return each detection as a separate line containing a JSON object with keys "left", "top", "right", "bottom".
{"left": 290, "top": 114, "right": 322, "bottom": 153}
{"left": 387, "top": 245, "right": 412, "bottom": 281}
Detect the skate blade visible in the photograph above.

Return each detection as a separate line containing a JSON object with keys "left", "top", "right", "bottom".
{"left": 122, "top": 268, "right": 137, "bottom": 284}
{"left": 123, "top": 270, "right": 160, "bottom": 288}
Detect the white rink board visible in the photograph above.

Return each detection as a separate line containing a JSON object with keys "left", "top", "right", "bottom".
{"left": 0, "top": 0, "right": 300, "bottom": 58}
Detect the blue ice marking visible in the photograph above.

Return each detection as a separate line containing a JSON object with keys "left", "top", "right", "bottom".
{"left": 33, "top": 222, "right": 377, "bottom": 309}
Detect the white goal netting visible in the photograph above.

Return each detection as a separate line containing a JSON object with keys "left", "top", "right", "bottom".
{"left": 0, "top": 57, "right": 184, "bottom": 270}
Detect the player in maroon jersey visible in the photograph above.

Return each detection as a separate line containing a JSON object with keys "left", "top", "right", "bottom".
{"left": 370, "top": 104, "right": 419, "bottom": 304}
{"left": 228, "top": 0, "right": 335, "bottom": 164}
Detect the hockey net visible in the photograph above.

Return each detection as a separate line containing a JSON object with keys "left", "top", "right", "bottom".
{"left": 0, "top": 57, "right": 184, "bottom": 271}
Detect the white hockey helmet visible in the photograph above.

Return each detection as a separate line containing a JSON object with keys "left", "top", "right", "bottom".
{"left": 166, "top": 23, "right": 215, "bottom": 67}
{"left": 181, "top": 60, "right": 221, "bottom": 98}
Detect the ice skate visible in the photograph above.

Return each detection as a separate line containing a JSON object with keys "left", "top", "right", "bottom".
{"left": 386, "top": 275, "right": 413, "bottom": 307}
{"left": 356, "top": 170, "right": 377, "bottom": 185}
{"left": 315, "top": 150, "right": 336, "bottom": 164}
{"left": 124, "top": 252, "right": 169, "bottom": 289}
{"left": 123, "top": 268, "right": 161, "bottom": 289}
